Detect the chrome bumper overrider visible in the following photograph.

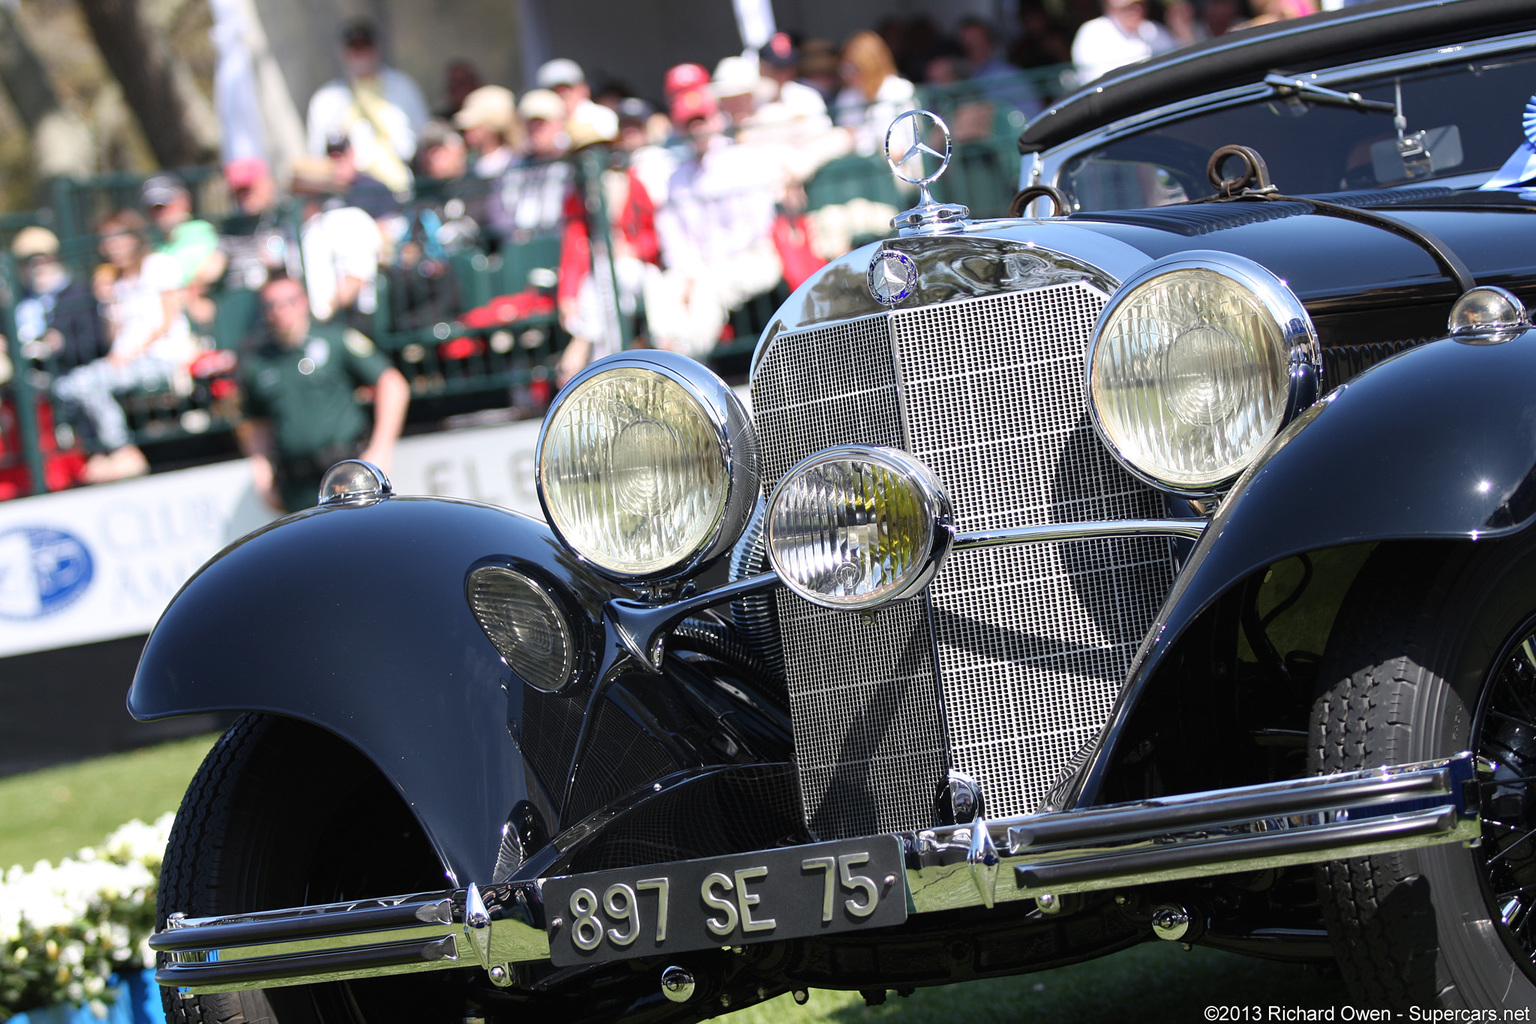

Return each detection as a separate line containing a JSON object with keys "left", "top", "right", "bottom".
{"left": 152, "top": 753, "right": 1477, "bottom": 993}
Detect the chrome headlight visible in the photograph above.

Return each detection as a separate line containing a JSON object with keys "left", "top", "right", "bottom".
{"left": 1087, "top": 251, "right": 1320, "bottom": 495}
{"left": 537, "top": 352, "right": 759, "bottom": 580}
{"left": 766, "top": 446, "right": 953, "bottom": 610}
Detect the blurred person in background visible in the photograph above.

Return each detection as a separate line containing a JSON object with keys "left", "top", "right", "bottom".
{"left": 323, "top": 133, "right": 401, "bottom": 219}
{"left": 647, "top": 87, "right": 780, "bottom": 357}
{"left": 439, "top": 59, "right": 482, "bottom": 119}
{"left": 143, "top": 174, "right": 224, "bottom": 328}
{"left": 537, "top": 58, "right": 606, "bottom": 133}
{"left": 290, "top": 160, "right": 385, "bottom": 332}
{"left": 616, "top": 97, "right": 676, "bottom": 207}
{"left": 555, "top": 104, "right": 660, "bottom": 385}
{"left": 798, "top": 40, "right": 842, "bottom": 106}
{"left": 1202, "top": 0, "right": 1250, "bottom": 37}
{"left": 1072, "top": 0, "right": 1177, "bottom": 83}
{"left": 743, "top": 34, "right": 847, "bottom": 178}
{"left": 306, "top": 18, "right": 428, "bottom": 196}
{"left": 413, "top": 120, "right": 485, "bottom": 243}
{"left": 53, "top": 209, "right": 200, "bottom": 482}
{"left": 712, "top": 56, "right": 762, "bottom": 132}
{"left": 486, "top": 89, "right": 572, "bottom": 246}
{"left": 663, "top": 63, "right": 711, "bottom": 104}
{"left": 1011, "top": 1, "right": 1074, "bottom": 68}
{"left": 214, "top": 157, "right": 296, "bottom": 348}
{"left": 958, "top": 18, "right": 1043, "bottom": 118}
{"left": 758, "top": 33, "right": 830, "bottom": 120}
{"left": 593, "top": 80, "right": 634, "bottom": 110}
{"left": 415, "top": 120, "right": 469, "bottom": 181}
{"left": 143, "top": 175, "right": 224, "bottom": 290}
{"left": 922, "top": 38, "right": 967, "bottom": 85}
{"left": 454, "top": 85, "right": 523, "bottom": 179}
{"left": 833, "top": 31, "right": 917, "bottom": 155}
{"left": 10, "top": 227, "right": 109, "bottom": 369}
{"left": 238, "top": 273, "right": 408, "bottom": 512}
{"left": 1242, "top": 0, "right": 1317, "bottom": 26}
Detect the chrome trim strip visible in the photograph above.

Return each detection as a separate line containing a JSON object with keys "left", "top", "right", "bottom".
{"left": 153, "top": 883, "right": 546, "bottom": 995}
{"left": 905, "top": 753, "right": 1477, "bottom": 912}
{"left": 952, "top": 519, "right": 1207, "bottom": 548}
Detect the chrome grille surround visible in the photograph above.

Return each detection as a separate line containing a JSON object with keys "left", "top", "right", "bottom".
{"left": 752, "top": 279, "right": 1176, "bottom": 839}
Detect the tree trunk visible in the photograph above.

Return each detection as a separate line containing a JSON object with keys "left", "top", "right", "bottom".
{"left": 0, "top": 3, "right": 58, "bottom": 132}
{"left": 0, "top": 5, "right": 96, "bottom": 182}
{"left": 76, "top": 0, "right": 215, "bottom": 167}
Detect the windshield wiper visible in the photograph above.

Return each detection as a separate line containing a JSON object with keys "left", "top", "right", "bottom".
{"left": 1263, "top": 73, "right": 1396, "bottom": 114}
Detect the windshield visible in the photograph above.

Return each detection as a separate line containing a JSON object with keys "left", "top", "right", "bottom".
{"left": 1058, "top": 49, "right": 1536, "bottom": 211}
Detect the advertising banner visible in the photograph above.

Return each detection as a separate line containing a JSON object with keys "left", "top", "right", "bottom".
{"left": 0, "top": 416, "right": 546, "bottom": 660}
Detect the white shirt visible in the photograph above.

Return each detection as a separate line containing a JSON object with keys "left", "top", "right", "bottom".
{"left": 306, "top": 67, "right": 430, "bottom": 161}
{"left": 300, "top": 205, "right": 383, "bottom": 322}
{"left": 656, "top": 137, "right": 777, "bottom": 275}
{"left": 1071, "top": 14, "right": 1178, "bottom": 84}
{"left": 106, "top": 252, "right": 195, "bottom": 364}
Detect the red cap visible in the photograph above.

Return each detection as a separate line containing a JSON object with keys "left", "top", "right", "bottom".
{"left": 224, "top": 156, "right": 269, "bottom": 189}
{"left": 669, "top": 87, "right": 718, "bottom": 125}
{"left": 663, "top": 63, "right": 710, "bottom": 98}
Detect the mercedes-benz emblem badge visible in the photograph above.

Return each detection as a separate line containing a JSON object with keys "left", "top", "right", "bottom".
{"left": 884, "top": 109, "right": 953, "bottom": 187}
{"left": 868, "top": 249, "right": 918, "bottom": 306}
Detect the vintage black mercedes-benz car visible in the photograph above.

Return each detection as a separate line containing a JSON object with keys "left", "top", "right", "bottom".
{"left": 132, "top": 0, "right": 1536, "bottom": 1019}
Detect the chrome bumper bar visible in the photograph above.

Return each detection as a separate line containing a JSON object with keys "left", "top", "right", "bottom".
{"left": 152, "top": 753, "right": 1477, "bottom": 994}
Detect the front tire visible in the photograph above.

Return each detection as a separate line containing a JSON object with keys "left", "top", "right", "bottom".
{"left": 1311, "top": 540, "right": 1536, "bottom": 1009}
{"left": 156, "top": 714, "right": 469, "bottom": 1023}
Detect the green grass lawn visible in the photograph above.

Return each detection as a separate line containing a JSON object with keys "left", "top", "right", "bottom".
{"left": 0, "top": 734, "right": 1355, "bottom": 1020}
{"left": 723, "top": 941, "right": 1350, "bottom": 1023}
{"left": 0, "top": 733, "right": 217, "bottom": 870}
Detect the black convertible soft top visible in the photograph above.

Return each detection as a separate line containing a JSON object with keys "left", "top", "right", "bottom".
{"left": 1019, "top": 0, "right": 1536, "bottom": 155}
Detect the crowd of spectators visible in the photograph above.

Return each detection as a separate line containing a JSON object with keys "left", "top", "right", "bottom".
{"left": 2, "top": 0, "right": 1323, "bottom": 500}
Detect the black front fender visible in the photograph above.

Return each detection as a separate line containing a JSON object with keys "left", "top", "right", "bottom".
{"left": 129, "top": 495, "right": 625, "bottom": 886}
{"left": 1072, "top": 326, "right": 1536, "bottom": 805}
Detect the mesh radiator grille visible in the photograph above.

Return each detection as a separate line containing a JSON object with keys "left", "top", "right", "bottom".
{"left": 751, "top": 281, "right": 1175, "bottom": 839}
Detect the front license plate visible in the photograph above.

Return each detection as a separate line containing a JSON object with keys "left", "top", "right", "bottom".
{"left": 541, "top": 836, "right": 908, "bottom": 966}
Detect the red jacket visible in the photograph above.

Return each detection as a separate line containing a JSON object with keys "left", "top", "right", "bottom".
{"left": 557, "top": 166, "right": 660, "bottom": 305}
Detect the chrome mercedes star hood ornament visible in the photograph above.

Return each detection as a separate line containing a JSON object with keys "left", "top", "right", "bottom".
{"left": 885, "top": 109, "right": 970, "bottom": 236}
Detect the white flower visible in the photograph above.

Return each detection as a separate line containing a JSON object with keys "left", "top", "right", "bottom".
{"left": 0, "top": 811, "right": 176, "bottom": 1016}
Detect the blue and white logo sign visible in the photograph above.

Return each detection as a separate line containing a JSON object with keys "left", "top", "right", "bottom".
{"left": 868, "top": 249, "right": 918, "bottom": 306}
{"left": 0, "top": 526, "right": 94, "bottom": 620}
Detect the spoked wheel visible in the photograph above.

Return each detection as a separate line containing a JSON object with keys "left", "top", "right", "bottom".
{"left": 1471, "top": 619, "right": 1536, "bottom": 973}
{"left": 157, "top": 714, "right": 480, "bottom": 1023}
{"left": 1312, "top": 539, "right": 1536, "bottom": 1009}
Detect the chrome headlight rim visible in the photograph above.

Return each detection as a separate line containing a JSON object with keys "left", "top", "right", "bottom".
{"left": 1085, "top": 249, "right": 1321, "bottom": 499}
{"left": 765, "top": 445, "right": 954, "bottom": 610}
{"left": 536, "top": 350, "right": 760, "bottom": 584}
